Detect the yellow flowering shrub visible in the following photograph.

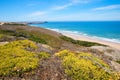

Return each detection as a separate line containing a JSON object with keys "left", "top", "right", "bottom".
{"left": 111, "top": 72, "right": 120, "bottom": 80}
{"left": 56, "top": 50, "right": 119, "bottom": 80}
{"left": 3, "top": 39, "right": 38, "bottom": 49}
{"left": 0, "top": 40, "right": 39, "bottom": 76}
{"left": 38, "top": 52, "right": 50, "bottom": 59}
{"left": 0, "top": 34, "right": 3, "bottom": 38}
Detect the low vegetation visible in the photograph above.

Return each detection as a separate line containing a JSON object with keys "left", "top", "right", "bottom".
{"left": 55, "top": 50, "right": 119, "bottom": 80}
{"left": 0, "top": 39, "right": 53, "bottom": 77}
{"left": 0, "top": 40, "right": 39, "bottom": 76}
{"left": 0, "top": 30, "right": 47, "bottom": 43}
{"left": 0, "top": 24, "right": 120, "bottom": 79}
{"left": 0, "top": 29, "right": 62, "bottom": 48}
{"left": 38, "top": 52, "right": 51, "bottom": 59}
{"left": 60, "top": 36, "right": 106, "bottom": 47}
{"left": 4, "top": 23, "right": 26, "bottom": 26}
{"left": 116, "top": 61, "right": 120, "bottom": 64}
{"left": 0, "top": 34, "right": 3, "bottom": 38}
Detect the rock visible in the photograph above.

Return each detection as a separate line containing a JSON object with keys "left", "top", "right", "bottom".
{"left": 111, "top": 61, "right": 120, "bottom": 72}
{"left": 0, "top": 42, "right": 8, "bottom": 46}
{"left": 36, "top": 43, "right": 54, "bottom": 54}
{"left": 90, "top": 46, "right": 120, "bottom": 61}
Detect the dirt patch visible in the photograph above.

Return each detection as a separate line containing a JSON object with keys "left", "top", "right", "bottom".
{"left": 37, "top": 55, "right": 68, "bottom": 80}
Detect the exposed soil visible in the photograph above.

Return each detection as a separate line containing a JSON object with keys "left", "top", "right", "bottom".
{"left": 37, "top": 55, "right": 68, "bottom": 80}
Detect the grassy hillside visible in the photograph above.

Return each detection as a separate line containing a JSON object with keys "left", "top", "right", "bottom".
{"left": 0, "top": 28, "right": 62, "bottom": 48}
{"left": 0, "top": 24, "right": 107, "bottom": 48}
{"left": 0, "top": 24, "right": 119, "bottom": 80}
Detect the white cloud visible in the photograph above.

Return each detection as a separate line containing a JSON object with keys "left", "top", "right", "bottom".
{"left": 51, "top": 11, "right": 120, "bottom": 21}
{"left": 27, "top": 11, "right": 47, "bottom": 17}
{"left": 52, "top": 0, "right": 90, "bottom": 10}
{"left": 26, "top": 0, "right": 92, "bottom": 20}
{"left": 93, "top": 4, "right": 120, "bottom": 11}
{"left": 52, "top": 3, "right": 72, "bottom": 10}
{"left": 71, "top": 0, "right": 90, "bottom": 4}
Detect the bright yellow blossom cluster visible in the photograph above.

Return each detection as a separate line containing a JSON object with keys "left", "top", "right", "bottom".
{"left": 0, "top": 34, "right": 3, "bottom": 38}
{"left": 38, "top": 52, "right": 50, "bottom": 59}
{"left": 56, "top": 50, "right": 119, "bottom": 80}
{"left": 0, "top": 40, "right": 39, "bottom": 76}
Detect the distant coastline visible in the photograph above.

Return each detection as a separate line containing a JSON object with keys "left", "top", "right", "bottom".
{"left": 30, "top": 21, "right": 120, "bottom": 50}
{"left": 46, "top": 28, "right": 120, "bottom": 44}
{"left": 0, "top": 21, "right": 48, "bottom": 25}
{"left": 41, "top": 28, "right": 120, "bottom": 51}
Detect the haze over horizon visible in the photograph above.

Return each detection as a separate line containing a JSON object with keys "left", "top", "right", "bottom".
{"left": 0, "top": 0, "right": 120, "bottom": 21}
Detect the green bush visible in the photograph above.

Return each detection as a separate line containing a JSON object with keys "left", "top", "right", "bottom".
{"left": 0, "top": 30, "right": 15, "bottom": 35}
{"left": 29, "top": 34, "right": 47, "bottom": 44}
{"left": 0, "top": 34, "right": 3, "bottom": 38}
{"left": 60, "top": 36, "right": 106, "bottom": 47}
{"left": 4, "top": 23, "right": 26, "bottom": 26}
{"left": 0, "top": 30, "right": 47, "bottom": 44}
{"left": 0, "top": 29, "right": 61, "bottom": 48}
{"left": 38, "top": 52, "right": 50, "bottom": 59}
{"left": 116, "top": 61, "right": 120, "bottom": 64}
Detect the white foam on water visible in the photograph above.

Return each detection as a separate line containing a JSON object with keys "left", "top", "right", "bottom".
{"left": 31, "top": 25, "right": 120, "bottom": 44}
{"left": 47, "top": 28, "right": 120, "bottom": 44}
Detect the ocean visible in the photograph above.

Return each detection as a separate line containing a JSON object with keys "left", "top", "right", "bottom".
{"left": 31, "top": 21, "right": 120, "bottom": 43}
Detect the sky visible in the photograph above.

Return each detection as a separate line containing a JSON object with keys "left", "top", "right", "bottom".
{"left": 0, "top": 0, "right": 120, "bottom": 21}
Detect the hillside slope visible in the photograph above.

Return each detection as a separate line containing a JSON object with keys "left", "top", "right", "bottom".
{"left": 0, "top": 24, "right": 120, "bottom": 80}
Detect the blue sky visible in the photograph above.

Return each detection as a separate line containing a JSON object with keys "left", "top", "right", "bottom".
{"left": 0, "top": 0, "right": 120, "bottom": 21}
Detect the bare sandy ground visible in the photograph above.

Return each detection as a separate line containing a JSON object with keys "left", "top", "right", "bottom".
{"left": 61, "top": 32, "right": 120, "bottom": 51}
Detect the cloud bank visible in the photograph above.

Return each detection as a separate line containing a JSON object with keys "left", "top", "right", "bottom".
{"left": 93, "top": 4, "right": 120, "bottom": 11}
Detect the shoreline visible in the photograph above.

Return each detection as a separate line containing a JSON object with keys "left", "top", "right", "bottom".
{"left": 31, "top": 25, "right": 120, "bottom": 51}
{"left": 46, "top": 28, "right": 120, "bottom": 43}
{"left": 60, "top": 31, "right": 120, "bottom": 51}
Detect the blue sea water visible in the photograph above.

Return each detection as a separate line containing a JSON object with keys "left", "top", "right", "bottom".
{"left": 31, "top": 21, "right": 120, "bottom": 43}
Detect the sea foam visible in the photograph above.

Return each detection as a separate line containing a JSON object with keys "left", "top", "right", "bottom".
{"left": 47, "top": 28, "right": 120, "bottom": 44}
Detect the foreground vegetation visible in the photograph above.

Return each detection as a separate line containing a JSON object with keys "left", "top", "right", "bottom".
{"left": 0, "top": 40, "right": 50, "bottom": 77}
{"left": 0, "top": 24, "right": 120, "bottom": 79}
{"left": 56, "top": 50, "right": 119, "bottom": 80}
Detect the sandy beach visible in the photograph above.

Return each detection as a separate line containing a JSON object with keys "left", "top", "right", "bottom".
{"left": 61, "top": 32, "right": 120, "bottom": 51}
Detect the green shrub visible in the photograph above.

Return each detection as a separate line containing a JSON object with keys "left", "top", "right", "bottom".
{"left": 4, "top": 23, "right": 26, "bottom": 26}
{"left": 29, "top": 31, "right": 62, "bottom": 48}
{"left": 38, "top": 52, "right": 50, "bottom": 59}
{"left": 116, "top": 61, "right": 120, "bottom": 64}
{"left": 0, "top": 30, "right": 15, "bottom": 35}
{"left": 0, "top": 34, "right": 3, "bottom": 38}
{"left": 29, "top": 34, "right": 47, "bottom": 44}
{"left": 0, "top": 29, "right": 62, "bottom": 48}
{"left": 0, "top": 29, "right": 47, "bottom": 44}
{"left": 60, "top": 36, "right": 106, "bottom": 47}
{"left": 56, "top": 50, "right": 119, "bottom": 80}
